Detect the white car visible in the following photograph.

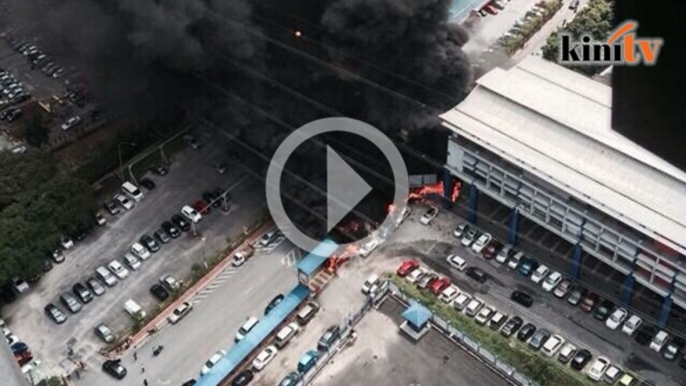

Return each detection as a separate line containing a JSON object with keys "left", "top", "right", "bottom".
{"left": 200, "top": 350, "right": 227, "bottom": 376}
{"left": 541, "top": 271, "right": 562, "bottom": 292}
{"left": 60, "top": 116, "right": 82, "bottom": 130}
{"left": 471, "top": 233, "right": 492, "bottom": 254}
{"left": 461, "top": 228, "right": 479, "bottom": 247}
{"left": 621, "top": 314, "right": 642, "bottom": 336}
{"left": 131, "top": 242, "right": 151, "bottom": 260}
{"left": 465, "top": 297, "right": 484, "bottom": 317}
{"left": 446, "top": 254, "right": 467, "bottom": 271}
{"left": 108, "top": 260, "right": 129, "bottom": 280}
{"left": 160, "top": 275, "right": 182, "bottom": 291}
{"left": 406, "top": 267, "right": 427, "bottom": 284}
{"left": 453, "top": 223, "right": 468, "bottom": 238}
{"left": 358, "top": 238, "right": 381, "bottom": 258}
{"left": 439, "top": 285, "right": 460, "bottom": 303}
{"left": 541, "top": 334, "right": 565, "bottom": 357}
{"left": 587, "top": 356, "right": 610, "bottom": 381}
{"left": 530, "top": 265, "right": 549, "bottom": 284}
{"left": 114, "top": 194, "right": 134, "bottom": 210}
{"left": 396, "top": 207, "right": 411, "bottom": 225}
{"left": 495, "top": 245, "right": 512, "bottom": 264}
{"left": 167, "top": 302, "right": 193, "bottom": 324}
{"left": 649, "top": 330, "right": 669, "bottom": 352}
{"left": 181, "top": 205, "right": 202, "bottom": 223}
{"left": 474, "top": 305, "right": 495, "bottom": 325}
{"left": 452, "top": 292, "right": 472, "bottom": 311}
{"left": 252, "top": 345, "right": 278, "bottom": 371}
{"left": 605, "top": 308, "right": 628, "bottom": 330}
{"left": 420, "top": 206, "right": 438, "bottom": 225}
{"left": 122, "top": 253, "right": 141, "bottom": 271}
{"left": 507, "top": 251, "right": 523, "bottom": 269}
{"left": 60, "top": 237, "right": 74, "bottom": 250}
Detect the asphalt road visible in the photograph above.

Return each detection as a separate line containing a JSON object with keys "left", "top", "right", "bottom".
{"left": 374, "top": 205, "right": 683, "bottom": 386}
{"left": 1, "top": 139, "right": 268, "bottom": 376}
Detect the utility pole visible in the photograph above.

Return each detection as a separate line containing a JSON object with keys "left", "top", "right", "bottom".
{"left": 118, "top": 141, "right": 136, "bottom": 182}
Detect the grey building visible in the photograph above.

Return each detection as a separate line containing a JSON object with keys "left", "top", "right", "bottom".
{"left": 441, "top": 56, "right": 686, "bottom": 327}
{"left": 1, "top": 340, "right": 29, "bottom": 386}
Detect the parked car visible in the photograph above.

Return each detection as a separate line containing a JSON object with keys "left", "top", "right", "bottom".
{"left": 542, "top": 334, "right": 565, "bottom": 357}
{"left": 104, "top": 200, "right": 121, "bottom": 215}
{"left": 96, "top": 266, "right": 118, "bottom": 287}
{"left": 528, "top": 329, "right": 550, "bottom": 350}
{"left": 297, "top": 350, "right": 320, "bottom": 375}
{"left": 501, "top": 316, "right": 523, "bottom": 337}
{"left": 168, "top": 302, "right": 193, "bottom": 324}
{"left": 102, "top": 359, "right": 127, "bottom": 379}
{"left": 252, "top": 345, "right": 278, "bottom": 371}
{"left": 44, "top": 303, "right": 67, "bottom": 324}
{"left": 139, "top": 178, "right": 156, "bottom": 190}
{"left": 649, "top": 330, "right": 669, "bottom": 352}
{"left": 634, "top": 325, "right": 657, "bottom": 346}
{"left": 108, "top": 260, "right": 129, "bottom": 280}
{"left": 603, "top": 365, "right": 623, "bottom": 384}
{"left": 114, "top": 194, "right": 134, "bottom": 210}
{"left": 587, "top": 356, "right": 610, "bottom": 381}
{"left": 317, "top": 325, "right": 342, "bottom": 351}
{"left": 122, "top": 253, "right": 141, "bottom": 271}
{"left": 495, "top": 245, "right": 513, "bottom": 264}
{"left": 151, "top": 164, "right": 168, "bottom": 176}
{"left": 140, "top": 234, "right": 160, "bottom": 252}
{"left": 231, "top": 370, "right": 254, "bottom": 386}
{"left": 61, "top": 116, "right": 82, "bottom": 130}
{"left": 405, "top": 267, "right": 427, "bottom": 284}
{"left": 154, "top": 229, "right": 171, "bottom": 244}
{"left": 662, "top": 337, "right": 685, "bottom": 361}
{"left": 181, "top": 205, "right": 202, "bottom": 223}
{"left": 482, "top": 242, "right": 501, "bottom": 260}
{"left": 571, "top": 349, "right": 593, "bottom": 371}
{"left": 475, "top": 305, "right": 496, "bottom": 325}
{"left": 461, "top": 228, "right": 479, "bottom": 247}
{"left": 605, "top": 308, "right": 628, "bottom": 330}
{"left": 429, "top": 277, "right": 451, "bottom": 295}
{"left": 200, "top": 350, "right": 227, "bottom": 375}
{"left": 593, "top": 299, "right": 614, "bottom": 321}
{"left": 465, "top": 267, "right": 487, "bottom": 283}
{"left": 452, "top": 292, "right": 472, "bottom": 312}
{"left": 567, "top": 287, "right": 586, "bottom": 306}
{"left": 51, "top": 249, "right": 65, "bottom": 264}
{"left": 87, "top": 278, "right": 106, "bottom": 296}
{"left": 95, "top": 323, "right": 116, "bottom": 343}
{"left": 171, "top": 214, "right": 191, "bottom": 232}
{"left": 60, "top": 293, "right": 82, "bottom": 313}
{"left": 95, "top": 212, "right": 107, "bottom": 226}
{"left": 621, "top": 314, "right": 643, "bottom": 336}
{"left": 396, "top": 260, "right": 419, "bottom": 277}
{"left": 446, "top": 254, "right": 467, "bottom": 271}
{"left": 150, "top": 284, "right": 169, "bottom": 301}
{"left": 420, "top": 206, "right": 438, "bottom": 225}
{"left": 277, "top": 372, "right": 302, "bottom": 386}
{"left": 558, "top": 342, "right": 577, "bottom": 364}
{"left": 506, "top": 251, "right": 524, "bottom": 269}
{"left": 518, "top": 258, "right": 539, "bottom": 277}
{"left": 72, "top": 283, "right": 93, "bottom": 303}
{"left": 265, "top": 294, "right": 285, "bottom": 315}
{"left": 160, "top": 275, "right": 182, "bottom": 292}
{"left": 193, "top": 200, "right": 211, "bottom": 215}
{"left": 511, "top": 290, "right": 533, "bottom": 307}
{"left": 10, "top": 277, "right": 29, "bottom": 294}
{"left": 162, "top": 221, "right": 181, "bottom": 238}
{"left": 131, "top": 242, "right": 151, "bottom": 260}
{"left": 517, "top": 323, "right": 537, "bottom": 342}
{"left": 541, "top": 271, "right": 563, "bottom": 291}
{"left": 580, "top": 292, "right": 600, "bottom": 312}
{"left": 553, "top": 279, "right": 573, "bottom": 298}
{"left": 488, "top": 311, "right": 508, "bottom": 330}
{"left": 440, "top": 285, "right": 460, "bottom": 303}
{"left": 471, "top": 233, "right": 492, "bottom": 254}
{"left": 465, "top": 297, "right": 484, "bottom": 317}
{"left": 453, "top": 223, "right": 468, "bottom": 238}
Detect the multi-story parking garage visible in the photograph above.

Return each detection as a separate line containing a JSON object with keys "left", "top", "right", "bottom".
{"left": 440, "top": 56, "right": 686, "bottom": 327}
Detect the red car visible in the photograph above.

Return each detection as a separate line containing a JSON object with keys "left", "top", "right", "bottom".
{"left": 193, "top": 200, "right": 211, "bottom": 215}
{"left": 430, "top": 277, "right": 451, "bottom": 295}
{"left": 482, "top": 242, "right": 501, "bottom": 260}
{"left": 580, "top": 292, "right": 600, "bottom": 313}
{"left": 397, "top": 260, "right": 419, "bottom": 277}
{"left": 483, "top": 5, "right": 498, "bottom": 15}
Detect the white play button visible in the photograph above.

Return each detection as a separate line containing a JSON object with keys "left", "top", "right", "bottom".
{"left": 326, "top": 146, "right": 372, "bottom": 232}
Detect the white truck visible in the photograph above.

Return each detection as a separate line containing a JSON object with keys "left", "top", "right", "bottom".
{"left": 232, "top": 245, "right": 256, "bottom": 267}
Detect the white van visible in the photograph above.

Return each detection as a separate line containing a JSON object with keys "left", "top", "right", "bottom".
{"left": 122, "top": 181, "right": 144, "bottom": 202}
{"left": 361, "top": 274, "right": 380, "bottom": 294}
{"left": 96, "top": 266, "right": 118, "bottom": 287}
{"left": 275, "top": 322, "right": 300, "bottom": 349}
{"left": 235, "top": 317, "right": 259, "bottom": 342}
{"left": 124, "top": 300, "right": 147, "bottom": 322}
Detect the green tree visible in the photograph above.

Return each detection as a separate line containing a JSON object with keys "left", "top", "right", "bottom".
{"left": 23, "top": 113, "right": 50, "bottom": 148}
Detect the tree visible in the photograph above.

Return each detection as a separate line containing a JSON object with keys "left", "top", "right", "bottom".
{"left": 0, "top": 153, "right": 96, "bottom": 286}
{"left": 22, "top": 113, "right": 50, "bottom": 148}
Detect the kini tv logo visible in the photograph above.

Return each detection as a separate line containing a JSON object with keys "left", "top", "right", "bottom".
{"left": 559, "top": 21, "right": 664, "bottom": 66}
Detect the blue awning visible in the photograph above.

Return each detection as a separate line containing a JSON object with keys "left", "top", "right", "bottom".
{"left": 402, "top": 301, "right": 432, "bottom": 328}
{"left": 297, "top": 239, "right": 339, "bottom": 276}
{"left": 449, "top": 0, "right": 491, "bottom": 23}
{"left": 194, "top": 284, "right": 310, "bottom": 386}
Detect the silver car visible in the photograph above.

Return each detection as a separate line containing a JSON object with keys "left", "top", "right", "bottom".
{"left": 60, "top": 293, "right": 82, "bottom": 313}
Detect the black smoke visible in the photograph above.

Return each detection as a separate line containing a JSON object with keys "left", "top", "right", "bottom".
{"left": 3, "top": 0, "right": 472, "bottom": 241}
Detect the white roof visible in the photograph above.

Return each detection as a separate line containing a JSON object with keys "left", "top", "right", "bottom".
{"left": 441, "top": 56, "right": 686, "bottom": 255}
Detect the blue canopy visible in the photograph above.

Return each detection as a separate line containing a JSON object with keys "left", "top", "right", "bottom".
{"left": 402, "top": 301, "right": 432, "bottom": 328}
{"left": 297, "top": 239, "right": 339, "bottom": 276}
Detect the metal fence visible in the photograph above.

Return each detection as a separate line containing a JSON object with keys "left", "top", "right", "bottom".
{"left": 387, "top": 281, "right": 538, "bottom": 386}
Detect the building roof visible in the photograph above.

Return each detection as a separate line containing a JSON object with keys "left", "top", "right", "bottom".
{"left": 0, "top": 343, "right": 27, "bottom": 386}
{"left": 441, "top": 56, "right": 686, "bottom": 255}
{"left": 297, "top": 240, "right": 339, "bottom": 276}
{"left": 194, "top": 284, "right": 310, "bottom": 386}
{"left": 402, "top": 301, "right": 432, "bottom": 328}
{"left": 449, "top": 0, "right": 491, "bottom": 23}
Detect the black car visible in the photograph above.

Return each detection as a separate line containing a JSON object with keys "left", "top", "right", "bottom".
{"left": 511, "top": 290, "right": 534, "bottom": 307}
{"left": 265, "top": 294, "right": 285, "bottom": 315}
{"left": 150, "top": 284, "right": 169, "bottom": 301}
{"left": 593, "top": 299, "right": 614, "bottom": 321}
{"left": 42, "top": 258, "right": 53, "bottom": 272}
{"left": 44, "top": 303, "right": 67, "bottom": 324}
{"left": 465, "top": 267, "right": 487, "bottom": 283}
{"left": 517, "top": 323, "right": 536, "bottom": 342}
{"left": 11, "top": 342, "right": 29, "bottom": 355}
{"left": 182, "top": 381, "right": 197, "bottom": 386}
{"left": 231, "top": 369, "right": 254, "bottom": 386}
{"left": 73, "top": 226, "right": 89, "bottom": 242}
{"left": 154, "top": 229, "right": 171, "bottom": 244}
{"left": 102, "top": 359, "right": 127, "bottom": 379}
{"left": 162, "top": 221, "right": 181, "bottom": 238}
{"left": 662, "top": 337, "right": 685, "bottom": 361}
{"left": 140, "top": 234, "right": 161, "bottom": 252}
{"left": 203, "top": 191, "right": 221, "bottom": 208}
{"left": 500, "top": 316, "right": 523, "bottom": 338}
{"left": 73, "top": 283, "right": 94, "bottom": 303}
{"left": 5, "top": 108, "right": 22, "bottom": 122}
{"left": 318, "top": 325, "right": 342, "bottom": 351}
{"left": 570, "top": 349, "right": 593, "bottom": 370}
{"left": 528, "top": 329, "right": 550, "bottom": 350}
{"left": 680, "top": 354, "right": 686, "bottom": 370}
{"left": 140, "top": 178, "right": 156, "bottom": 190}
{"left": 172, "top": 214, "right": 191, "bottom": 232}
{"left": 151, "top": 164, "right": 168, "bottom": 176}
{"left": 635, "top": 325, "right": 657, "bottom": 346}
{"left": 104, "top": 200, "right": 121, "bottom": 215}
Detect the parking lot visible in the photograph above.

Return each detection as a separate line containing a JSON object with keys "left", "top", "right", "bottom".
{"left": 1, "top": 138, "right": 268, "bottom": 376}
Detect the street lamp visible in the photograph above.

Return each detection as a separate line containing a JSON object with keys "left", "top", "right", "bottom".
{"left": 118, "top": 141, "right": 136, "bottom": 182}
{"left": 201, "top": 236, "right": 208, "bottom": 270}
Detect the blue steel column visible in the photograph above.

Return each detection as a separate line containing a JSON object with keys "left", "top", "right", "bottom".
{"left": 658, "top": 274, "right": 678, "bottom": 328}
{"left": 509, "top": 208, "right": 520, "bottom": 246}
{"left": 570, "top": 243, "right": 583, "bottom": 280}
{"left": 467, "top": 184, "right": 479, "bottom": 224}
{"left": 442, "top": 169, "right": 453, "bottom": 210}
{"left": 621, "top": 257, "right": 638, "bottom": 306}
